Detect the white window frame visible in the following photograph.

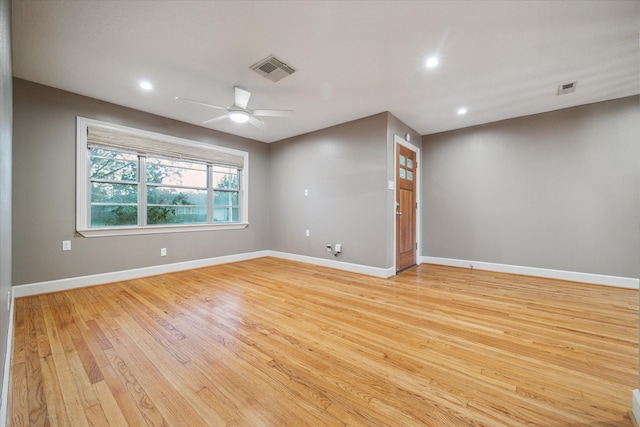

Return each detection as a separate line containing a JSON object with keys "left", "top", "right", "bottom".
{"left": 76, "top": 117, "right": 249, "bottom": 237}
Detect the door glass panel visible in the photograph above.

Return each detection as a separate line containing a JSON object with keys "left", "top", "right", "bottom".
{"left": 399, "top": 168, "right": 406, "bottom": 179}
{"left": 407, "top": 158, "right": 413, "bottom": 169}
{"left": 407, "top": 171, "right": 413, "bottom": 181}
{"left": 399, "top": 155, "right": 406, "bottom": 166}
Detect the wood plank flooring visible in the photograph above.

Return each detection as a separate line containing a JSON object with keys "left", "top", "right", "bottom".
{"left": 8, "top": 257, "right": 638, "bottom": 426}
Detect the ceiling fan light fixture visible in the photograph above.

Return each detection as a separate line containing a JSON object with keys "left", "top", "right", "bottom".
{"left": 229, "top": 110, "right": 250, "bottom": 123}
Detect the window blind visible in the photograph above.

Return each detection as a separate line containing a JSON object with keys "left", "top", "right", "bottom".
{"left": 86, "top": 126, "right": 244, "bottom": 168}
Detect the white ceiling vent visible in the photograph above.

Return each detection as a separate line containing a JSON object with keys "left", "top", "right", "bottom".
{"left": 557, "top": 81, "right": 577, "bottom": 95}
{"left": 250, "top": 55, "right": 296, "bottom": 83}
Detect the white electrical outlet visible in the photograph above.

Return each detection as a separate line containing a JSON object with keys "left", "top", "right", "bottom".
{"left": 305, "top": 229, "right": 310, "bottom": 237}
{"left": 304, "top": 189, "right": 309, "bottom": 196}
{"left": 161, "top": 248, "right": 167, "bottom": 256}
{"left": 62, "top": 240, "right": 71, "bottom": 251}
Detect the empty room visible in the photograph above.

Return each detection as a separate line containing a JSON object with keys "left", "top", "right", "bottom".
{"left": 1, "top": 1, "right": 639, "bottom": 426}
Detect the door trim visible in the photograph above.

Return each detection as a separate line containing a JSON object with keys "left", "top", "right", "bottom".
{"left": 393, "top": 135, "right": 421, "bottom": 273}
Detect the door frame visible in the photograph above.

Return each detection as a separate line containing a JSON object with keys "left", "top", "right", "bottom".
{"left": 393, "top": 135, "right": 421, "bottom": 273}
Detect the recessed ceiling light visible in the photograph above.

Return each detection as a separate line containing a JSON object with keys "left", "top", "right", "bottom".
{"left": 139, "top": 81, "right": 153, "bottom": 91}
{"left": 426, "top": 57, "right": 439, "bottom": 68}
{"left": 457, "top": 107, "right": 467, "bottom": 115}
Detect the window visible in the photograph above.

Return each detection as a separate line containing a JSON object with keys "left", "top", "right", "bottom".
{"left": 77, "top": 117, "right": 248, "bottom": 237}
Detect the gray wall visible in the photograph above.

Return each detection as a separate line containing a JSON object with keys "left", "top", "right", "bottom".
{"left": 0, "top": 0, "right": 12, "bottom": 407}
{"left": 422, "top": 96, "right": 640, "bottom": 278}
{"left": 270, "top": 113, "right": 392, "bottom": 268}
{"left": 12, "top": 77, "right": 638, "bottom": 283}
{"left": 12, "top": 79, "right": 270, "bottom": 285}
{"left": 268, "top": 111, "right": 421, "bottom": 271}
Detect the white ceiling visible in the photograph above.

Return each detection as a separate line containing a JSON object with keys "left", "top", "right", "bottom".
{"left": 11, "top": 0, "right": 640, "bottom": 143}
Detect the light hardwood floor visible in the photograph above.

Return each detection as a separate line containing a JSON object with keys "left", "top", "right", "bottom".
{"left": 8, "top": 257, "right": 638, "bottom": 426}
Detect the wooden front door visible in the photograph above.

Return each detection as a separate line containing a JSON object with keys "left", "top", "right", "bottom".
{"left": 396, "top": 144, "right": 417, "bottom": 272}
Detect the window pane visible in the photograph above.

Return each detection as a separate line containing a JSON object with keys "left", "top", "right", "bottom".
{"left": 214, "top": 190, "right": 239, "bottom": 224}
{"left": 399, "top": 155, "right": 406, "bottom": 166}
{"left": 407, "top": 158, "right": 413, "bottom": 169}
{"left": 212, "top": 166, "right": 239, "bottom": 190}
{"left": 407, "top": 170, "right": 413, "bottom": 181}
{"left": 91, "top": 182, "right": 138, "bottom": 204}
{"left": 147, "top": 157, "right": 207, "bottom": 187}
{"left": 399, "top": 168, "right": 406, "bottom": 179}
{"left": 91, "top": 205, "right": 137, "bottom": 227}
{"left": 90, "top": 182, "right": 138, "bottom": 227}
{"left": 90, "top": 148, "right": 137, "bottom": 182}
{"left": 147, "top": 186, "right": 208, "bottom": 224}
{"left": 214, "top": 207, "right": 239, "bottom": 223}
{"left": 214, "top": 190, "right": 239, "bottom": 206}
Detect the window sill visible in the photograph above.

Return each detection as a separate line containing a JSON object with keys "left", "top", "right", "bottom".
{"left": 77, "top": 223, "right": 248, "bottom": 238}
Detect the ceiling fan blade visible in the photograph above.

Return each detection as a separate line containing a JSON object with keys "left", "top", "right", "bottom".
{"left": 253, "top": 109, "right": 295, "bottom": 118}
{"left": 234, "top": 87, "right": 251, "bottom": 109}
{"left": 248, "top": 116, "right": 265, "bottom": 128}
{"left": 202, "top": 115, "right": 229, "bottom": 125}
{"left": 175, "top": 96, "right": 226, "bottom": 110}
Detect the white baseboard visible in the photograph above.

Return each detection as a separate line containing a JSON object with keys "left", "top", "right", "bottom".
{"left": 12, "top": 250, "right": 271, "bottom": 298}
{"left": 267, "top": 251, "right": 395, "bottom": 279}
{"left": 422, "top": 256, "right": 639, "bottom": 289}
{"left": 11, "top": 253, "right": 636, "bottom": 299}
{"left": 0, "top": 288, "right": 14, "bottom": 427}
{"left": 633, "top": 390, "right": 640, "bottom": 426}
{"left": 11, "top": 250, "right": 395, "bottom": 299}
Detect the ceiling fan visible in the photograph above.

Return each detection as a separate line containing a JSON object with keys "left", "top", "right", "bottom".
{"left": 175, "top": 86, "right": 294, "bottom": 127}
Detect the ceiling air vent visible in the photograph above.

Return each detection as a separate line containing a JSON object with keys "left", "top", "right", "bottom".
{"left": 250, "top": 55, "right": 296, "bottom": 83}
{"left": 557, "top": 81, "right": 577, "bottom": 95}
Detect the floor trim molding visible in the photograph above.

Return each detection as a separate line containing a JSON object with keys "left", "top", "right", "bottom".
{"left": 0, "top": 288, "right": 14, "bottom": 427}
{"left": 11, "top": 253, "right": 636, "bottom": 301}
{"left": 11, "top": 251, "right": 395, "bottom": 299}
{"left": 12, "top": 251, "right": 271, "bottom": 298}
{"left": 632, "top": 390, "right": 640, "bottom": 426}
{"left": 268, "top": 251, "right": 395, "bottom": 279}
{"left": 422, "top": 256, "right": 639, "bottom": 289}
